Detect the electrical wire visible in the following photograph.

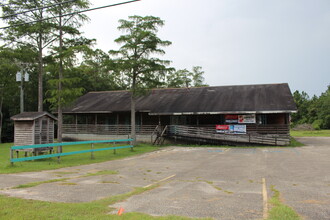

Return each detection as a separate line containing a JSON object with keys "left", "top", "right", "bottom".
{"left": 0, "top": 0, "right": 78, "bottom": 19}
{"left": 0, "top": 0, "right": 141, "bottom": 29}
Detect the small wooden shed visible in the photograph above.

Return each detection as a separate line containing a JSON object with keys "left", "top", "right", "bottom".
{"left": 11, "top": 112, "right": 57, "bottom": 146}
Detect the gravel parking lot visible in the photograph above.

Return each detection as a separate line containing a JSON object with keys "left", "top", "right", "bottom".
{"left": 0, "top": 137, "right": 329, "bottom": 220}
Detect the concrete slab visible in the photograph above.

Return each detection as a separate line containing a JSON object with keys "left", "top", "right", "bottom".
{"left": 0, "top": 138, "right": 329, "bottom": 220}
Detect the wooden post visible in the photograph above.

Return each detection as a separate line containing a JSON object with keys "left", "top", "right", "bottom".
{"left": 91, "top": 143, "right": 94, "bottom": 159}
{"left": 130, "top": 139, "right": 134, "bottom": 152}
{"left": 10, "top": 148, "right": 13, "bottom": 166}
{"left": 113, "top": 142, "right": 116, "bottom": 154}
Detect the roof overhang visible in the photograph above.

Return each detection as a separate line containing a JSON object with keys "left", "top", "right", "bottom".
{"left": 149, "top": 110, "right": 297, "bottom": 116}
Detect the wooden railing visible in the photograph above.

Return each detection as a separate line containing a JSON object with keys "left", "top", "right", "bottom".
{"left": 167, "top": 125, "right": 290, "bottom": 146}
{"left": 63, "top": 124, "right": 156, "bottom": 135}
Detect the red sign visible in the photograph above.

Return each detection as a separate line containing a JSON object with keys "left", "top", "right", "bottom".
{"left": 225, "top": 115, "right": 238, "bottom": 120}
{"left": 216, "top": 125, "right": 229, "bottom": 130}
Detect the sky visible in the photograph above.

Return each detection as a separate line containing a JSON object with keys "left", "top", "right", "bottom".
{"left": 78, "top": 0, "right": 330, "bottom": 97}
{"left": 1, "top": 0, "right": 329, "bottom": 97}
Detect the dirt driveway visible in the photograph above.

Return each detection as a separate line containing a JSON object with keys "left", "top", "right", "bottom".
{"left": 0, "top": 137, "right": 329, "bottom": 220}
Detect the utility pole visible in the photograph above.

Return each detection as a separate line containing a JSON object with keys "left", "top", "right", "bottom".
{"left": 16, "top": 71, "right": 29, "bottom": 113}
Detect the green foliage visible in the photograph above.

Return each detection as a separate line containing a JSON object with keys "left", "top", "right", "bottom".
{"left": 109, "top": 15, "right": 173, "bottom": 93}
{"left": 166, "top": 66, "right": 208, "bottom": 88}
{"left": 290, "top": 129, "right": 330, "bottom": 137}
{"left": 292, "top": 86, "right": 330, "bottom": 129}
{"left": 312, "top": 119, "right": 322, "bottom": 130}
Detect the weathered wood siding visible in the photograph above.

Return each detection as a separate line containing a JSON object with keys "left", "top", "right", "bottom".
{"left": 34, "top": 116, "right": 55, "bottom": 144}
{"left": 14, "top": 121, "right": 34, "bottom": 146}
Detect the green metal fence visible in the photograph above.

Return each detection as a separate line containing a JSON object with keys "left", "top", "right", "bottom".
{"left": 10, "top": 139, "right": 133, "bottom": 165}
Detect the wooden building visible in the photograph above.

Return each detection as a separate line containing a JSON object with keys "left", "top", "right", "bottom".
{"left": 62, "top": 83, "right": 297, "bottom": 145}
{"left": 11, "top": 112, "right": 57, "bottom": 146}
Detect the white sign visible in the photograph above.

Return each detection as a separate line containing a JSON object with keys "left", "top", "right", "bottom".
{"left": 24, "top": 73, "right": 29, "bottom": 81}
{"left": 16, "top": 72, "right": 22, "bottom": 82}
{"left": 238, "top": 114, "right": 256, "bottom": 123}
{"left": 232, "top": 125, "right": 246, "bottom": 134}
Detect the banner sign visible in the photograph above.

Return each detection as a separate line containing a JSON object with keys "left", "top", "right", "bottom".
{"left": 216, "top": 125, "right": 229, "bottom": 133}
{"left": 231, "top": 125, "right": 246, "bottom": 134}
{"left": 216, "top": 125, "right": 246, "bottom": 134}
{"left": 225, "top": 115, "right": 238, "bottom": 123}
{"left": 238, "top": 114, "right": 256, "bottom": 124}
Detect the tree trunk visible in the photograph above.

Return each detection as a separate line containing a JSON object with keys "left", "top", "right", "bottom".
{"left": 37, "top": 36, "right": 44, "bottom": 112}
{"left": 130, "top": 94, "right": 136, "bottom": 145}
{"left": 57, "top": 9, "right": 63, "bottom": 150}
{"left": 130, "top": 74, "right": 136, "bottom": 145}
{"left": 0, "top": 95, "right": 3, "bottom": 144}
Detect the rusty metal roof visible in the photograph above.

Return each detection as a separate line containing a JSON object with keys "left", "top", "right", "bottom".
{"left": 11, "top": 112, "right": 58, "bottom": 121}
{"left": 63, "top": 83, "right": 297, "bottom": 115}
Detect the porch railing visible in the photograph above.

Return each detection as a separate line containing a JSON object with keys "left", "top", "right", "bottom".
{"left": 167, "top": 125, "right": 290, "bottom": 146}
{"left": 63, "top": 124, "right": 156, "bottom": 135}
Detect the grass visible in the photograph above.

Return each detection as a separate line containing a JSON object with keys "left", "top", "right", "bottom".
{"left": 12, "top": 178, "right": 70, "bottom": 189}
{"left": 81, "top": 170, "right": 119, "bottom": 177}
{"left": 267, "top": 186, "right": 301, "bottom": 220}
{"left": 0, "top": 143, "right": 159, "bottom": 174}
{"left": 0, "top": 184, "right": 210, "bottom": 220}
{"left": 290, "top": 129, "right": 330, "bottom": 137}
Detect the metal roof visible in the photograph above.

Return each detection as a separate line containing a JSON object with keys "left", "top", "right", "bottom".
{"left": 11, "top": 112, "right": 58, "bottom": 121}
{"left": 63, "top": 83, "right": 297, "bottom": 115}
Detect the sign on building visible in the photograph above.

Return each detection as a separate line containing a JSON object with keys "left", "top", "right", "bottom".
{"left": 238, "top": 114, "right": 256, "bottom": 123}
{"left": 216, "top": 124, "right": 246, "bottom": 134}
{"left": 225, "top": 115, "right": 238, "bottom": 123}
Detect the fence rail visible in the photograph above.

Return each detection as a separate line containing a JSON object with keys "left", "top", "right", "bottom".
{"left": 10, "top": 139, "right": 133, "bottom": 164}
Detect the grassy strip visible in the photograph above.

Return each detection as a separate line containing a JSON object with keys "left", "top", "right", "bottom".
{"left": 12, "top": 178, "right": 70, "bottom": 189}
{"left": 11, "top": 170, "right": 119, "bottom": 189}
{"left": 0, "top": 143, "right": 159, "bottom": 174}
{"left": 267, "top": 186, "right": 301, "bottom": 220}
{"left": 290, "top": 129, "right": 330, "bottom": 137}
{"left": 0, "top": 183, "right": 208, "bottom": 220}
{"left": 289, "top": 138, "right": 304, "bottom": 147}
{"left": 81, "top": 170, "right": 119, "bottom": 177}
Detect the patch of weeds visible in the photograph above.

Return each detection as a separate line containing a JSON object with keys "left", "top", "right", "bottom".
{"left": 205, "top": 180, "right": 213, "bottom": 185}
{"left": 156, "top": 172, "right": 162, "bottom": 174}
{"left": 213, "top": 186, "right": 222, "bottom": 191}
{"left": 249, "top": 180, "right": 254, "bottom": 183}
{"left": 292, "top": 184, "right": 298, "bottom": 186}
{"left": 267, "top": 185, "right": 301, "bottom": 220}
{"left": 12, "top": 178, "right": 69, "bottom": 189}
{"left": 224, "top": 190, "right": 233, "bottom": 194}
{"left": 100, "top": 181, "right": 119, "bottom": 184}
{"left": 288, "top": 138, "right": 304, "bottom": 147}
{"left": 81, "top": 170, "right": 118, "bottom": 177}
{"left": 53, "top": 171, "right": 78, "bottom": 175}
{"left": 59, "top": 182, "right": 77, "bottom": 186}
{"left": 146, "top": 170, "right": 152, "bottom": 172}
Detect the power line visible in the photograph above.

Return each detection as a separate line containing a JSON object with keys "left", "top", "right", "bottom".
{"left": 0, "top": 0, "right": 141, "bottom": 30}
{"left": 0, "top": 0, "right": 78, "bottom": 19}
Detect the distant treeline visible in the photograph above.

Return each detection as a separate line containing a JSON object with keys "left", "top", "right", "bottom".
{"left": 291, "top": 85, "right": 330, "bottom": 129}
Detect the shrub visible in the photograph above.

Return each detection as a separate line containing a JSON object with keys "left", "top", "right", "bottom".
{"left": 312, "top": 120, "right": 322, "bottom": 130}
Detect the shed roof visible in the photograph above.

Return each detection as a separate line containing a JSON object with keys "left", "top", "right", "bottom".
{"left": 63, "top": 83, "right": 297, "bottom": 115}
{"left": 11, "top": 112, "right": 58, "bottom": 121}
